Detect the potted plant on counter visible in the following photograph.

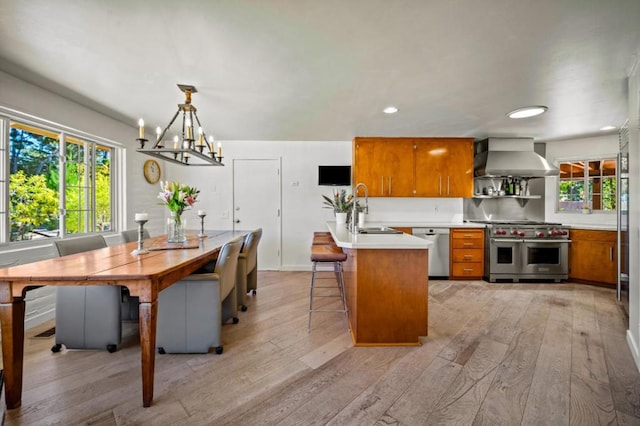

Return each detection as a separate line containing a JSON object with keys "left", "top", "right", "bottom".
{"left": 322, "top": 189, "right": 353, "bottom": 225}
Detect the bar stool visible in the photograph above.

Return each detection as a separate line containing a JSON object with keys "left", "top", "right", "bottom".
{"left": 312, "top": 232, "right": 335, "bottom": 245}
{"left": 308, "top": 243, "right": 349, "bottom": 330}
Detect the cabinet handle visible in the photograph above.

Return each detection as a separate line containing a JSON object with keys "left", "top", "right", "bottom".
{"left": 389, "top": 176, "right": 392, "bottom": 195}
{"left": 463, "top": 242, "right": 473, "bottom": 247}
{"left": 610, "top": 247, "right": 613, "bottom": 261}
{"left": 463, "top": 268, "right": 473, "bottom": 273}
{"left": 439, "top": 176, "right": 442, "bottom": 195}
{"left": 463, "top": 234, "right": 473, "bottom": 238}
{"left": 463, "top": 255, "right": 473, "bottom": 259}
{"left": 381, "top": 176, "right": 384, "bottom": 195}
{"left": 447, "top": 176, "right": 450, "bottom": 195}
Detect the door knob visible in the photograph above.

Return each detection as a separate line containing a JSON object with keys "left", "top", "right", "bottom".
{"left": 234, "top": 219, "right": 240, "bottom": 223}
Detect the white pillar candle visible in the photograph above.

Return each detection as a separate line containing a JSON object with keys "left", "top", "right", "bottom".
{"left": 138, "top": 118, "right": 144, "bottom": 139}
{"left": 135, "top": 213, "right": 148, "bottom": 221}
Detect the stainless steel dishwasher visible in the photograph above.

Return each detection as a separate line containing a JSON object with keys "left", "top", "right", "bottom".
{"left": 412, "top": 228, "right": 450, "bottom": 278}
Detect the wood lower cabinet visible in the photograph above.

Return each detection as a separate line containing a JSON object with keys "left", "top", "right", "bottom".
{"left": 449, "top": 228, "right": 484, "bottom": 279}
{"left": 342, "top": 247, "right": 428, "bottom": 345}
{"left": 569, "top": 229, "right": 617, "bottom": 285}
{"left": 392, "top": 227, "right": 413, "bottom": 234}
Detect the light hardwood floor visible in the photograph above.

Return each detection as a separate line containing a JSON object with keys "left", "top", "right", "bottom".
{"left": 3, "top": 272, "right": 640, "bottom": 425}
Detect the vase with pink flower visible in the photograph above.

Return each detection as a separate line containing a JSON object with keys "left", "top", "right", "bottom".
{"left": 158, "top": 181, "right": 199, "bottom": 242}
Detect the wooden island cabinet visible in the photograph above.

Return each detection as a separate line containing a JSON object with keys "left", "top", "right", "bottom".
{"left": 569, "top": 229, "right": 617, "bottom": 285}
{"left": 328, "top": 222, "right": 430, "bottom": 346}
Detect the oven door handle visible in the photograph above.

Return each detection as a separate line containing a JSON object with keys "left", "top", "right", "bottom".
{"left": 490, "top": 238, "right": 522, "bottom": 243}
{"left": 522, "top": 239, "right": 572, "bottom": 243}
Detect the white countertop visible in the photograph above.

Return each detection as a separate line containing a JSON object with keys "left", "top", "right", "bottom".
{"left": 327, "top": 222, "right": 433, "bottom": 249}
{"left": 363, "top": 221, "right": 482, "bottom": 229}
{"left": 565, "top": 223, "right": 617, "bottom": 231}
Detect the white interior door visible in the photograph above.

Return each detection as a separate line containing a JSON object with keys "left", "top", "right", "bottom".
{"left": 233, "top": 159, "right": 281, "bottom": 270}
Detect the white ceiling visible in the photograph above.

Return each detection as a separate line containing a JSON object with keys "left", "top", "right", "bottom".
{"left": 0, "top": 0, "right": 639, "bottom": 142}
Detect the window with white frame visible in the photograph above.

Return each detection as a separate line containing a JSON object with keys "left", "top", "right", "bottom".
{"left": 1, "top": 118, "right": 116, "bottom": 243}
{"left": 558, "top": 158, "right": 617, "bottom": 213}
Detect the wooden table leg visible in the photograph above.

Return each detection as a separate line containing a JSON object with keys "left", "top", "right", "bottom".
{"left": 0, "top": 298, "right": 25, "bottom": 409}
{"left": 138, "top": 300, "right": 157, "bottom": 407}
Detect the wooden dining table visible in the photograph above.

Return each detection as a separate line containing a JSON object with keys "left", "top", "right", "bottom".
{"left": 0, "top": 229, "right": 248, "bottom": 409}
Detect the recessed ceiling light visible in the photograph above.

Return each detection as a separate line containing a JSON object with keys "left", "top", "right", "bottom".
{"left": 507, "top": 106, "right": 548, "bottom": 119}
{"left": 383, "top": 106, "right": 399, "bottom": 114}
{"left": 600, "top": 125, "right": 616, "bottom": 131}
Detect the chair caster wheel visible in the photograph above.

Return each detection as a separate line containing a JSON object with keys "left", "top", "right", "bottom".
{"left": 252, "top": 289, "right": 257, "bottom": 295}
{"left": 241, "top": 305, "right": 248, "bottom": 312}
{"left": 107, "top": 344, "right": 117, "bottom": 353}
{"left": 51, "top": 344, "right": 62, "bottom": 353}
{"left": 158, "top": 347, "right": 166, "bottom": 354}
{"left": 232, "top": 317, "right": 239, "bottom": 324}
{"left": 215, "top": 346, "right": 223, "bottom": 354}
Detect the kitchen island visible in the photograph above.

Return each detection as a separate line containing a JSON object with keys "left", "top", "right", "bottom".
{"left": 327, "top": 222, "right": 432, "bottom": 346}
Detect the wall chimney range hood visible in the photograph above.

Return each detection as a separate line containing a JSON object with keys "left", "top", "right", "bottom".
{"left": 473, "top": 138, "right": 559, "bottom": 178}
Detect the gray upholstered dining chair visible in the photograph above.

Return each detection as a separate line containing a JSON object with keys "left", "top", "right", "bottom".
{"left": 52, "top": 235, "right": 122, "bottom": 353}
{"left": 156, "top": 237, "right": 243, "bottom": 354}
{"left": 236, "top": 228, "right": 262, "bottom": 311}
{"left": 121, "top": 228, "right": 151, "bottom": 243}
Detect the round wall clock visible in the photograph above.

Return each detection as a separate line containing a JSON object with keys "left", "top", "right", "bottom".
{"left": 143, "top": 159, "right": 161, "bottom": 184}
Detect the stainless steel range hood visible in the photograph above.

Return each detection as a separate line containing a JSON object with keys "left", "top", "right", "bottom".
{"left": 474, "top": 138, "right": 559, "bottom": 178}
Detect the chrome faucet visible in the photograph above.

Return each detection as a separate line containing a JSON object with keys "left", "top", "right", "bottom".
{"left": 351, "top": 182, "right": 369, "bottom": 233}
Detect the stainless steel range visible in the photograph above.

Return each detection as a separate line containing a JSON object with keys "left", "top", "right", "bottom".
{"left": 470, "top": 220, "right": 571, "bottom": 282}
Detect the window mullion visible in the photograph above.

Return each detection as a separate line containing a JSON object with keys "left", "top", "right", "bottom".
{"left": 59, "top": 132, "right": 67, "bottom": 237}
{"left": 0, "top": 118, "right": 8, "bottom": 244}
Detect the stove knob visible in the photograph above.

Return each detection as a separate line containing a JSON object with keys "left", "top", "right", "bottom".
{"left": 511, "top": 229, "right": 519, "bottom": 235}
{"left": 562, "top": 230, "right": 568, "bottom": 236}
{"left": 551, "top": 230, "right": 558, "bottom": 236}
{"left": 502, "top": 230, "right": 507, "bottom": 235}
{"left": 537, "top": 232, "right": 544, "bottom": 238}
{"left": 519, "top": 231, "right": 525, "bottom": 237}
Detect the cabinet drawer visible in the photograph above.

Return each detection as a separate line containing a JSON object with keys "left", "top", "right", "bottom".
{"left": 452, "top": 239, "right": 483, "bottom": 249}
{"left": 451, "top": 229, "right": 484, "bottom": 240}
{"left": 451, "top": 263, "right": 483, "bottom": 277}
{"left": 452, "top": 248, "right": 483, "bottom": 263}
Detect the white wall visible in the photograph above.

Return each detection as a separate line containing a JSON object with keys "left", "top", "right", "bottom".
{"left": 168, "top": 140, "right": 464, "bottom": 270}
{"left": 544, "top": 134, "right": 619, "bottom": 227}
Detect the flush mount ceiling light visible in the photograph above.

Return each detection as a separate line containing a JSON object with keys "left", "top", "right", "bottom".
{"left": 507, "top": 106, "right": 548, "bottom": 119}
{"left": 383, "top": 106, "right": 399, "bottom": 114}
{"left": 136, "top": 84, "right": 224, "bottom": 166}
{"left": 600, "top": 125, "right": 616, "bottom": 131}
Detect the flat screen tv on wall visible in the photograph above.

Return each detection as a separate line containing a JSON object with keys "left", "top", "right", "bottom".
{"left": 318, "top": 165, "right": 351, "bottom": 186}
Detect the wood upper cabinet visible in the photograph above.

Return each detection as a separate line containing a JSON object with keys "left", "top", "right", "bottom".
{"left": 353, "top": 138, "right": 415, "bottom": 197}
{"left": 569, "top": 229, "right": 617, "bottom": 285}
{"left": 353, "top": 137, "right": 474, "bottom": 198}
{"left": 415, "top": 138, "right": 474, "bottom": 197}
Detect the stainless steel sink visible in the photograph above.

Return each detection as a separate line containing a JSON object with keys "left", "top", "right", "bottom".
{"left": 357, "top": 227, "right": 402, "bottom": 234}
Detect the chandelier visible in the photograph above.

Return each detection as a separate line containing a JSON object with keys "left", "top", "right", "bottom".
{"left": 136, "top": 84, "right": 224, "bottom": 166}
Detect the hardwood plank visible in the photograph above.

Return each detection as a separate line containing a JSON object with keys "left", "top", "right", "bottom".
{"left": 426, "top": 338, "right": 508, "bottom": 425}
{"left": 384, "top": 356, "right": 463, "bottom": 424}
{"left": 472, "top": 293, "right": 552, "bottom": 426}
{"left": 521, "top": 294, "right": 573, "bottom": 425}
{"left": 569, "top": 373, "right": 616, "bottom": 425}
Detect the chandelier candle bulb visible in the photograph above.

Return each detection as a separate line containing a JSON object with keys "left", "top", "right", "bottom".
{"left": 138, "top": 118, "right": 145, "bottom": 139}
{"left": 173, "top": 135, "right": 179, "bottom": 149}
{"left": 155, "top": 126, "right": 162, "bottom": 141}
{"left": 135, "top": 213, "right": 148, "bottom": 221}
{"left": 197, "top": 127, "right": 204, "bottom": 146}
{"left": 185, "top": 118, "right": 192, "bottom": 140}
{"left": 217, "top": 142, "right": 222, "bottom": 157}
